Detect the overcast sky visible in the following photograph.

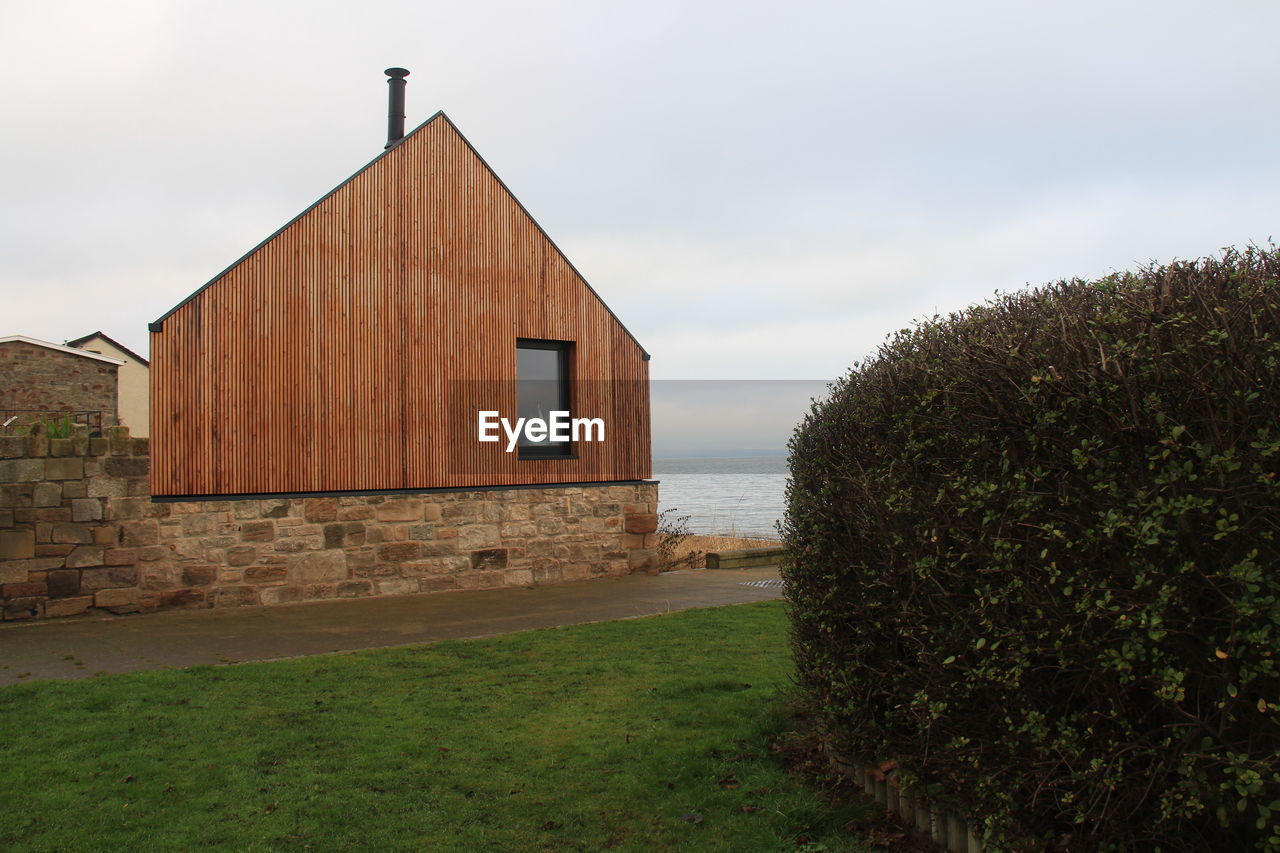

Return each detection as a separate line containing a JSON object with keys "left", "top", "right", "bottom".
{"left": 2, "top": 0, "right": 1277, "bottom": 381}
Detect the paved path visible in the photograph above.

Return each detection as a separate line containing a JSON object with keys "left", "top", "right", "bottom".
{"left": 0, "top": 568, "right": 784, "bottom": 686}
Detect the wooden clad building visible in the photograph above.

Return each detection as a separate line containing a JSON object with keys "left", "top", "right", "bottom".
{"left": 149, "top": 91, "right": 651, "bottom": 498}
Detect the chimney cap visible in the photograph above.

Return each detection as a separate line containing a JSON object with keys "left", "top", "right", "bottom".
{"left": 385, "top": 67, "right": 410, "bottom": 79}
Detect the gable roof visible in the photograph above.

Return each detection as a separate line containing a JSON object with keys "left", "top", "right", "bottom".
{"left": 0, "top": 335, "right": 125, "bottom": 365}
{"left": 66, "top": 331, "right": 150, "bottom": 366}
{"left": 149, "top": 111, "right": 648, "bottom": 359}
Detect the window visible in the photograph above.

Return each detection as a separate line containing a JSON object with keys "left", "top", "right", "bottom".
{"left": 516, "top": 339, "right": 573, "bottom": 459}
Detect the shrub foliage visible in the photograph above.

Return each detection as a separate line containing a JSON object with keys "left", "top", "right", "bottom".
{"left": 783, "top": 247, "right": 1280, "bottom": 850}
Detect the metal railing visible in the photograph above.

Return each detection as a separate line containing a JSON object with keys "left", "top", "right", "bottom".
{"left": 0, "top": 409, "right": 113, "bottom": 435}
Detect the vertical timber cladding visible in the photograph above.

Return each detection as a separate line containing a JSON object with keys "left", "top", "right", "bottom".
{"left": 150, "top": 114, "right": 651, "bottom": 496}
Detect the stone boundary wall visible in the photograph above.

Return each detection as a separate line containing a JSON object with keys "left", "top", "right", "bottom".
{"left": 0, "top": 426, "right": 659, "bottom": 622}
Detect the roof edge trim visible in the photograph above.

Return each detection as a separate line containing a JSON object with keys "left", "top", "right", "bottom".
{"left": 66, "top": 331, "right": 150, "bottom": 366}
{"left": 149, "top": 110, "right": 447, "bottom": 331}
{"left": 436, "top": 114, "right": 649, "bottom": 358}
{"left": 0, "top": 335, "right": 126, "bottom": 365}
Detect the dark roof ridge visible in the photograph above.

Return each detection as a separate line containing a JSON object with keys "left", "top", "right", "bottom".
{"left": 66, "top": 330, "right": 150, "bottom": 366}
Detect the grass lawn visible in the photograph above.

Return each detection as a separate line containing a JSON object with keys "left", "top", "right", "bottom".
{"left": 0, "top": 601, "right": 869, "bottom": 851}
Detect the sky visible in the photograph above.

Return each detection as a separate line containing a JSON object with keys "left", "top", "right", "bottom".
{"left": 2, "top": 0, "right": 1278, "bottom": 385}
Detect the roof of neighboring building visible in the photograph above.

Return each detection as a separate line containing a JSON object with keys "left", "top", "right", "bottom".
{"left": 65, "top": 331, "right": 150, "bottom": 366}
{"left": 0, "top": 335, "right": 125, "bottom": 365}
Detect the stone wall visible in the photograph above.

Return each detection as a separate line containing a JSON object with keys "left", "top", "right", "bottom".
{"left": 0, "top": 425, "right": 659, "bottom": 621}
{"left": 0, "top": 339, "right": 119, "bottom": 416}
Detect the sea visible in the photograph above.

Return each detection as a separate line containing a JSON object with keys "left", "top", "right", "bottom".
{"left": 652, "top": 455, "right": 789, "bottom": 539}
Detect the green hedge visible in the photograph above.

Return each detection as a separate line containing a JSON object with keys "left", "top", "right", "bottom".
{"left": 783, "top": 247, "right": 1280, "bottom": 851}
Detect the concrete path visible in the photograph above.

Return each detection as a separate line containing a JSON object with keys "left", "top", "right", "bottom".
{"left": 0, "top": 568, "right": 784, "bottom": 686}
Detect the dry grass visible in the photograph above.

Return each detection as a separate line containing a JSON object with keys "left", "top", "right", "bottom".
{"left": 669, "top": 533, "right": 782, "bottom": 569}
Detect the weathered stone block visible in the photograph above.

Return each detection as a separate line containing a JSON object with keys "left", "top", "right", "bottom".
{"left": 303, "top": 583, "right": 335, "bottom": 600}
{"left": 624, "top": 513, "right": 659, "bottom": 534}
{"left": 1, "top": 557, "right": 60, "bottom": 584}
{"left": 0, "top": 436, "right": 26, "bottom": 459}
{"left": 65, "top": 545, "right": 105, "bottom": 568}
{"left": 289, "top": 550, "right": 347, "bottom": 583}
{"left": 0, "top": 458, "right": 45, "bottom": 482}
{"left": 244, "top": 565, "right": 287, "bottom": 584}
{"left": 107, "top": 426, "right": 131, "bottom": 455}
{"left": 375, "top": 500, "right": 421, "bottom": 523}
{"left": 454, "top": 570, "right": 505, "bottom": 590}
{"left": 225, "top": 545, "right": 257, "bottom": 567}
{"left": 303, "top": 498, "right": 338, "bottom": 524}
{"left": 418, "top": 576, "right": 459, "bottom": 592}
{"left": 94, "top": 587, "right": 140, "bottom": 608}
{"left": 211, "top": 586, "right": 258, "bottom": 607}
{"left": 48, "top": 438, "right": 74, "bottom": 458}
{"left": 3, "top": 581, "right": 47, "bottom": 597}
{"left": 181, "top": 564, "right": 218, "bottom": 586}
{"left": 376, "top": 579, "right": 419, "bottom": 596}
{"left": 43, "top": 458, "right": 84, "bottom": 480}
{"left": 0, "top": 529, "right": 36, "bottom": 560}
{"left": 81, "top": 565, "right": 139, "bottom": 590}
{"left": 458, "top": 525, "right": 501, "bottom": 550}
{"left": 628, "top": 548, "right": 659, "bottom": 573}
{"left": 180, "top": 513, "right": 214, "bottom": 536}
{"left": 106, "top": 497, "right": 145, "bottom": 521}
{"left": 337, "top": 580, "right": 373, "bottom": 597}
{"left": 120, "top": 520, "right": 159, "bottom": 546}
{"left": 32, "top": 482, "right": 62, "bottom": 507}
{"left": 104, "top": 548, "right": 137, "bottom": 567}
{"left": 261, "top": 499, "right": 291, "bottom": 519}
{"left": 86, "top": 476, "right": 126, "bottom": 498}
{"left": 158, "top": 588, "right": 206, "bottom": 608}
{"left": 139, "top": 565, "right": 179, "bottom": 590}
{"left": 45, "top": 596, "right": 92, "bottom": 618}
{"left": 407, "top": 523, "right": 437, "bottom": 541}
{"left": 323, "top": 522, "right": 365, "bottom": 549}
{"left": 376, "top": 541, "right": 420, "bottom": 563}
{"left": 50, "top": 522, "right": 92, "bottom": 544}
{"left": 504, "top": 569, "right": 534, "bottom": 586}
{"left": 70, "top": 498, "right": 102, "bottom": 521}
{"left": 3, "top": 597, "right": 43, "bottom": 620}
{"left": 470, "top": 548, "right": 508, "bottom": 571}
{"left": 92, "top": 525, "right": 118, "bottom": 547}
{"left": 338, "top": 503, "right": 375, "bottom": 521}
{"left": 240, "top": 521, "right": 275, "bottom": 542}
{"left": 46, "top": 569, "right": 81, "bottom": 597}
{"left": 259, "top": 586, "right": 302, "bottom": 605}
{"left": 423, "top": 503, "right": 443, "bottom": 522}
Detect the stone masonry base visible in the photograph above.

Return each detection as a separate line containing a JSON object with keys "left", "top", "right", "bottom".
{"left": 0, "top": 426, "right": 659, "bottom": 621}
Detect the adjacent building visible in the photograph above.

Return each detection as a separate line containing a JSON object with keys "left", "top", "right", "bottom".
{"left": 0, "top": 335, "right": 123, "bottom": 427}
{"left": 66, "top": 332, "right": 150, "bottom": 437}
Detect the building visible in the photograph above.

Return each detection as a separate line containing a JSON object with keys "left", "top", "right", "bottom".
{"left": 149, "top": 71, "right": 650, "bottom": 498}
{"left": 0, "top": 335, "right": 123, "bottom": 428}
{"left": 66, "top": 332, "right": 150, "bottom": 437}
{"left": 132, "top": 69, "right": 658, "bottom": 602}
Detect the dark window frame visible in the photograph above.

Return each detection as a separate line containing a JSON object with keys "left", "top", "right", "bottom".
{"left": 516, "top": 338, "right": 575, "bottom": 460}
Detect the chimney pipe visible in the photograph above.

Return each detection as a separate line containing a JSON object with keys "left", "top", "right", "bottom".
{"left": 384, "top": 67, "right": 410, "bottom": 148}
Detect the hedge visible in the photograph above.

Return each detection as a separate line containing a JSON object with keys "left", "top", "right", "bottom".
{"left": 782, "top": 246, "right": 1280, "bottom": 850}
